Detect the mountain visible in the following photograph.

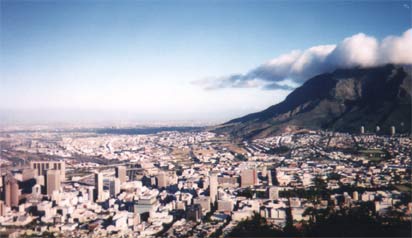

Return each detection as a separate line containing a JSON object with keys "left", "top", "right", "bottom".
{"left": 215, "top": 64, "right": 412, "bottom": 139}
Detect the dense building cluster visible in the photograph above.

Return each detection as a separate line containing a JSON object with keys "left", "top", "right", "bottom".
{"left": 0, "top": 129, "right": 411, "bottom": 237}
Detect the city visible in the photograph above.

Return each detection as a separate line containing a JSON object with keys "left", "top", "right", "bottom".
{"left": 0, "top": 126, "right": 411, "bottom": 237}
{"left": 1, "top": 1, "right": 411, "bottom": 237}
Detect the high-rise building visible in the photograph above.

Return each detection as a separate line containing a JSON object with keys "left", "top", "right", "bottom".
{"left": 353, "top": 191, "right": 359, "bottom": 201}
{"left": 30, "top": 161, "right": 65, "bottom": 181}
{"left": 115, "top": 166, "right": 127, "bottom": 183}
{"left": 390, "top": 126, "right": 396, "bottom": 136}
{"left": 110, "top": 178, "right": 121, "bottom": 197}
{"left": 209, "top": 171, "right": 218, "bottom": 205}
{"left": 186, "top": 204, "right": 202, "bottom": 222}
{"left": 0, "top": 200, "right": 5, "bottom": 216}
{"left": 94, "top": 172, "right": 104, "bottom": 202}
{"left": 269, "top": 186, "right": 279, "bottom": 200}
{"left": 88, "top": 187, "right": 94, "bottom": 202}
{"left": 156, "top": 171, "right": 168, "bottom": 188}
{"left": 241, "top": 169, "right": 257, "bottom": 187}
{"left": 3, "top": 174, "right": 20, "bottom": 207}
{"left": 193, "top": 196, "right": 211, "bottom": 214}
{"left": 360, "top": 126, "right": 365, "bottom": 134}
{"left": 134, "top": 191, "right": 158, "bottom": 214}
{"left": 268, "top": 168, "right": 273, "bottom": 185}
{"left": 46, "top": 170, "right": 61, "bottom": 196}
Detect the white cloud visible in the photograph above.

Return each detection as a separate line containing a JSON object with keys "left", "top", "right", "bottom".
{"left": 290, "top": 44, "right": 336, "bottom": 80}
{"left": 326, "top": 33, "right": 379, "bottom": 68}
{"left": 380, "top": 29, "right": 412, "bottom": 64}
{"left": 198, "top": 28, "right": 412, "bottom": 90}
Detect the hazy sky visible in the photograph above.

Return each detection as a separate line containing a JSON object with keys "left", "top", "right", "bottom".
{"left": 1, "top": 0, "right": 411, "bottom": 124}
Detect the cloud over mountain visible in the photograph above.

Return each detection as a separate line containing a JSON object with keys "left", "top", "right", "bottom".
{"left": 196, "top": 29, "right": 412, "bottom": 90}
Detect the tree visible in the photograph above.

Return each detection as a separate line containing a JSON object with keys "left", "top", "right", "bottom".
{"left": 227, "top": 213, "right": 288, "bottom": 237}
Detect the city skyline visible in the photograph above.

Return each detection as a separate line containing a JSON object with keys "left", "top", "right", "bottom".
{"left": 1, "top": 0, "right": 411, "bottom": 123}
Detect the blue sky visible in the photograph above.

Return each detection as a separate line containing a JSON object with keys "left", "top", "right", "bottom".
{"left": 1, "top": 0, "right": 411, "bottom": 123}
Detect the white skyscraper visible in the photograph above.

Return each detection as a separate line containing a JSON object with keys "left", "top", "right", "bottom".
{"left": 209, "top": 171, "right": 218, "bottom": 205}
{"left": 94, "top": 172, "right": 104, "bottom": 202}
{"left": 115, "top": 166, "right": 127, "bottom": 183}
{"left": 360, "top": 126, "right": 365, "bottom": 134}
{"left": 390, "top": 126, "right": 396, "bottom": 136}
{"left": 157, "top": 171, "right": 168, "bottom": 188}
{"left": 46, "top": 170, "right": 61, "bottom": 196}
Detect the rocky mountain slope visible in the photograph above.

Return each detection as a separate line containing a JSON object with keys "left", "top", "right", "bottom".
{"left": 215, "top": 64, "right": 411, "bottom": 139}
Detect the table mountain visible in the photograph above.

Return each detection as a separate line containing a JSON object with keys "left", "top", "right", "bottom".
{"left": 215, "top": 64, "right": 411, "bottom": 139}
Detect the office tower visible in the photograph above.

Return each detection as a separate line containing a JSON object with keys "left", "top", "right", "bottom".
{"left": 209, "top": 171, "right": 218, "bottom": 205}
{"left": 241, "top": 169, "right": 257, "bottom": 187}
{"left": 3, "top": 174, "right": 20, "bottom": 207}
{"left": 193, "top": 196, "right": 211, "bottom": 214}
{"left": 110, "top": 178, "right": 120, "bottom": 197}
{"left": 269, "top": 186, "right": 279, "bottom": 200}
{"left": 134, "top": 191, "right": 158, "bottom": 214}
{"left": 156, "top": 171, "right": 168, "bottom": 188}
{"left": 115, "top": 166, "right": 127, "bottom": 183}
{"left": 88, "top": 187, "right": 94, "bottom": 202}
{"left": 0, "top": 200, "right": 5, "bottom": 216}
{"left": 390, "top": 126, "right": 396, "bottom": 136}
{"left": 30, "top": 161, "right": 65, "bottom": 182}
{"left": 94, "top": 172, "right": 104, "bottom": 202}
{"left": 353, "top": 191, "right": 359, "bottom": 201}
{"left": 186, "top": 204, "right": 202, "bottom": 222}
{"left": 268, "top": 169, "right": 273, "bottom": 185}
{"left": 360, "top": 126, "right": 365, "bottom": 134}
{"left": 46, "top": 170, "right": 61, "bottom": 196}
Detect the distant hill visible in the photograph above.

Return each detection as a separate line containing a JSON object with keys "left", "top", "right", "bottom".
{"left": 215, "top": 64, "right": 412, "bottom": 139}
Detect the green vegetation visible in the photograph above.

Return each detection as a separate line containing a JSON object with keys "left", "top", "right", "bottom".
{"left": 303, "top": 207, "right": 411, "bottom": 237}
{"left": 394, "top": 184, "right": 412, "bottom": 192}
{"left": 227, "top": 213, "right": 288, "bottom": 237}
{"left": 358, "top": 149, "right": 385, "bottom": 154}
{"left": 234, "top": 153, "right": 247, "bottom": 161}
{"left": 358, "top": 148, "right": 388, "bottom": 162}
{"left": 227, "top": 205, "right": 412, "bottom": 237}
{"left": 266, "top": 146, "right": 290, "bottom": 154}
{"left": 327, "top": 172, "right": 342, "bottom": 180}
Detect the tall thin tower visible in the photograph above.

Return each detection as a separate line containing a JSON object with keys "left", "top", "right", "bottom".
{"left": 209, "top": 171, "right": 218, "bottom": 205}
{"left": 46, "top": 170, "right": 61, "bottom": 196}
{"left": 115, "top": 166, "right": 127, "bottom": 183}
{"left": 94, "top": 172, "right": 104, "bottom": 202}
